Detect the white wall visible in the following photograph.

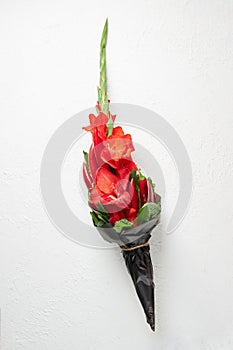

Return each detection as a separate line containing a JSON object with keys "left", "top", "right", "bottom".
{"left": 1, "top": 0, "right": 233, "bottom": 349}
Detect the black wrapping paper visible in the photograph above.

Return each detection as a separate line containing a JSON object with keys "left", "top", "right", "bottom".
{"left": 95, "top": 194, "right": 161, "bottom": 331}
{"left": 122, "top": 241, "right": 155, "bottom": 330}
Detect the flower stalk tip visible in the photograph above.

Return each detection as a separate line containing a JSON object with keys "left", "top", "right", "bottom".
{"left": 98, "top": 18, "right": 109, "bottom": 115}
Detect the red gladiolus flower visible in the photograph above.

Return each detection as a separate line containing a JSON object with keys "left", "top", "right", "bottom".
{"left": 88, "top": 163, "right": 134, "bottom": 216}
{"left": 83, "top": 112, "right": 108, "bottom": 145}
{"left": 80, "top": 20, "right": 162, "bottom": 332}
{"left": 83, "top": 105, "right": 116, "bottom": 145}
{"left": 101, "top": 127, "right": 135, "bottom": 168}
{"left": 82, "top": 104, "right": 157, "bottom": 228}
{"left": 89, "top": 185, "right": 132, "bottom": 213}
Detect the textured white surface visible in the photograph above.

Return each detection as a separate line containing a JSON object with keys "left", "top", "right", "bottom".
{"left": 1, "top": 0, "right": 233, "bottom": 349}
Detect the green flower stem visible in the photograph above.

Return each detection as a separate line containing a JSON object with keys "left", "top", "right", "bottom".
{"left": 98, "top": 18, "right": 109, "bottom": 115}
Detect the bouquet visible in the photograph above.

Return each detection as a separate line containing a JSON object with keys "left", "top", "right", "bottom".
{"left": 82, "top": 19, "right": 161, "bottom": 331}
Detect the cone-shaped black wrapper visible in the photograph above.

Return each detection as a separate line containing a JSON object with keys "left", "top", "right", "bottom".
{"left": 95, "top": 195, "right": 161, "bottom": 331}
{"left": 122, "top": 236, "right": 155, "bottom": 330}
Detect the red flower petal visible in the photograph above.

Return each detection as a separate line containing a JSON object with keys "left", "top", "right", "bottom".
{"left": 123, "top": 178, "right": 139, "bottom": 221}
{"left": 147, "top": 180, "right": 154, "bottom": 202}
{"left": 101, "top": 138, "right": 134, "bottom": 167}
{"left": 117, "top": 159, "right": 138, "bottom": 174}
{"left": 130, "top": 179, "right": 139, "bottom": 212}
{"left": 83, "top": 112, "right": 108, "bottom": 145}
{"left": 112, "top": 126, "right": 124, "bottom": 137}
{"left": 83, "top": 163, "right": 93, "bottom": 189}
{"left": 88, "top": 144, "right": 99, "bottom": 180}
{"left": 96, "top": 167, "right": 118, "bottom": 194}
{"left": 109, "top": 210, "right": 125, "bottom": 225}
{"left": 125, "top": 207, "right": 137, "bottom": 222}
{"left": 139, "top": 178, "right": 148, "bottom": 206}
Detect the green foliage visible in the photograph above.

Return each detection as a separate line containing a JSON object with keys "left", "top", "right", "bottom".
{"left": 96, "top": 204, "right": 109, "bottom": 223}
{"left": 83, "top": 150, "right": 90, "bottom": 173}
{"left": 138, "top": 169, "right": 146, "bottom": 180}
{"left": 106, "top": 114, "right": 114, "bottom": 136}
{"left": 90, "top": 211, "right": 101, "bottom": 226}
{"left": 97, "top": 203, "right": 107, "bottom": 213}
{"left": 90, "top": 210, "right": 109, "bottom": 227}
{"left": 137, "top": 202, "right": 161, "bottom": 225}
{"left": 147, "top": 177, "right": 155, "bottom": 192}
{"left": 98, "top": 19, "right": 109, "bottom": 114}
{"left": 113, "top": 219, "right": 134, "bottom": 233}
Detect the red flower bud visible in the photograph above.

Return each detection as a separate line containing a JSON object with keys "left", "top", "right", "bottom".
{"left": 139, "top": 178, "right": 148, "bottom": 206}
{"left": 147, "top": 180, "right": 154, "bottom": 202}
{"left": 83, "top": 112, "right": 108, "bottom": 145}
{"left": 130, "top": 179, "right": 139, "bottom": 212}
{"left": 88, "top": 144, "right": 98, "bottom": 181}
{"left": 123, "top": 179, "right": 139, "bottom": 222}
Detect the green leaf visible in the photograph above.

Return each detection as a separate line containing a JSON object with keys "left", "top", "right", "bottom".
{"left": 96, "top": 204, "right": 109, "bottom": 223}
{"left": 97, "top": 212, "right": 109, "bottom": 223}
{"left": 106, "top": 114, "right": 114, "bottom": 136}
{"left": 137, "top": 205, "right": 150, "bottom": 225}
{"left": 147, "top": 202, "right": 161, "bottom": 218}
{"left": 137, "top": 202, "right": 161, "bottom": 225}
{"left": 96, "top": 105, "right": 100, "bottom": 114}
{"left": 83, "top": 150, "right": 90, "bottom": 173}
{"left": 90, "top": 211, "right": 107, "bottom": 227}
{"left": 90, "top": 211, "right": 99, "bottom": 226}
{"left": 97, "top": 203, "right": 107, "bottom": 213}
{"left": 147, "top": 177, "right": 155, "bottom": 192}
{"left": 113, "top": 219, "right": 134, "bottom": 233}
{"left": 97, "top": 86, "right": 102, "bottom": 105}
{"left": 97, "top": 221, "right": 105, "bottom": 227}
{"left": 130, "top": 169, "right": 139, "bottom": 190}
{"left": 98, "top": 19, "right": 109, "bottom": 113}
{"left": 138, "top": 169, "right": 146, "bottom": 180}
